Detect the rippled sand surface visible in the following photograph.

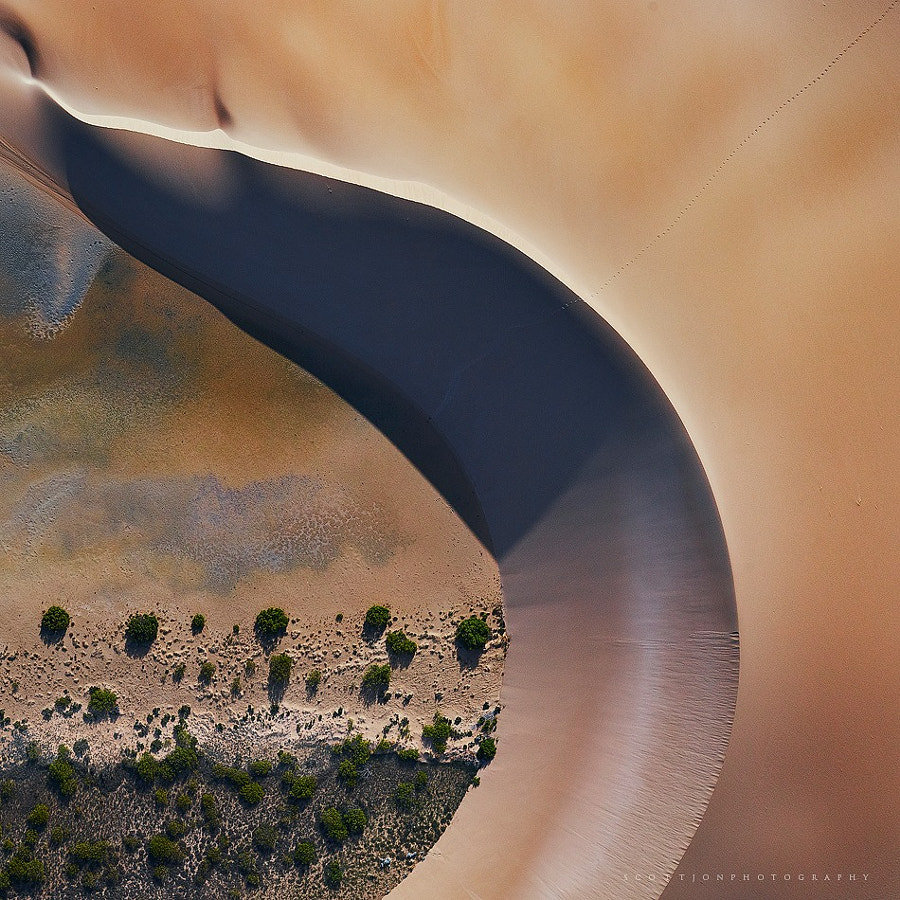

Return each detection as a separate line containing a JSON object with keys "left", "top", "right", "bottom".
{"left": 0, "top": 2, "right": 897, "bottom": 898}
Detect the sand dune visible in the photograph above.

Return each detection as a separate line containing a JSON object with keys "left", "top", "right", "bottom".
{"left": 0, "top": 2, "right": 897, "bottom": 898}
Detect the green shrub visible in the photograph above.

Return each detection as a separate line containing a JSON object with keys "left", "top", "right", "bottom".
{"left": 344, "top": 807, "right": 366, "bottom": 835}
{"left": 7, "top": 849, "right": 45, "bottom": 884}
{"left": 477, "top": 737, "right": 497, "bottom": 761}
{"left": 50, "top": 826, "right": 68, "bottom": 845}
{"left": 136, "top": 753, "right": 158, "bottom": 783}
{"left": 238, "top": 781, "right": 264, "bottom": 805}
{"left": 191, "top": 613, "right": 205, "bottom": 633}
{"left": 395, "top": 782, "right": 415, "bottom": 809}
{"left": 337, "top": 760, "right": 358, "bottom": 787}
{"left": 248, "top": 759, "right": 272, "bottom": 778}
{"left": 48, "top": 752, "right": 77, "bottom": 797}
{"left": 361, "top": 663, "right": 390, "bottom": 693}
{"left": 176, "top": 793, "right": 192, "bottom": 812}
{"left": 252, "top": 825, "right": 278, "bottom": 853}
{"left": 364, "top": 605, "right": 391, "bottom": 631}
{"left": 422, "top": 713, "right": 452, "bottom": 754}
{"left": 293, "top": 840, "right": 316, "bottom": 867}
{"left": 287, "top": 776, "right": 316, "bottom": 802}
{"left": 41, "top": 606, "right": 70, "bottom": 633}
{"left": 385, "top": 630, "right": 417, "bottom": 656}
{"left": 198, "top": 661, "right": 215, "bottom": 684}
{"left": 125, "top": 613, "right": 159, "bottom": 643}
{"left": 396, "top": 747, "right": 420, "bottom": 762}
{"left": 165, "top": 819, "right": 186, "bottom": 839}
{"left": 70, "top": 840, "right": 112, "bottom": 867}
{"left": 254, "top": 607, "right": 288, "bottom": 638}
{"left": 87, "top": 686, "right": 118, "bottom": 715}
{"left": 335, "top": 733, "right": 372, "bottom": 767}
{"left": 324, "top": 858, "right": 342, "bottom": 887}
{"left": 269, "top": 652, "right": 292, "bottom": 684}
{"left": 26, "top": 804, "right": 49, "bottom": 829}
{"left": 455, "top": 616, "right": 491, "bottom": 651}
{"left": 147, "top": 834, "right": 182, "bottom": 864}
{"left": 200, "top": 794, "right": 219, "bottom": 829}
{"left": 154, "top": 789, "right": 169, "bottom": 807}
{"left": 415, "top": 770, "right": 428, "bottom": 789}
{"left": 319, "top": 808, "right": 347, "bottom": 843}
{"left": 305, "top": 669, "right": 321, "bottom": 689}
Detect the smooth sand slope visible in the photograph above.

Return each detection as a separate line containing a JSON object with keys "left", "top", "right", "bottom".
{"left": 1, "top": 1, "right": 898, "bottom": 897}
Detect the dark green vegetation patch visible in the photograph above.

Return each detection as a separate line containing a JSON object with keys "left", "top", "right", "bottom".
{"left": 0, "top": 728, "right": 477, "bottom": 898}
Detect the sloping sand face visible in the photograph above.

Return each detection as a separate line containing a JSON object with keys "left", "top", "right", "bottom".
{"left": 1, "top": 1, "right": 897, "bottom": 898}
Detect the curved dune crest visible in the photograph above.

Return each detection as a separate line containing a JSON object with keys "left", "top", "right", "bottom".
{"left": 0, "top": 2, "right": 898, "bottom": 898}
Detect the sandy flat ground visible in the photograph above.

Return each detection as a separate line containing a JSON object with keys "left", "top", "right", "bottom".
{"left": 0, "top": 212, "right": 504, "bottom": 767}
{"left": 0, "top": 2, "right": 898, "bottom": 898}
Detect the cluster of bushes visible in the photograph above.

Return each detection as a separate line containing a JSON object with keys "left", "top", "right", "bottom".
{"left": 211, "top": 763, "right": 265, "bottom": 806}
{"left": 319, "top": 806, "right": 366, "bottom": 843}
{"left": 333, "top": 733, "right": 373, "bottom": 789}
{"left": 422, "top": 713, "right": 454, "bottom": 754}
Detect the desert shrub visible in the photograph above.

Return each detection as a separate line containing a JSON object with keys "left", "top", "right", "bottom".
{"left": 364, "top": 605, "right": 391, "bottom": 631}
{"left": 200, "top": 794, "right": 219, "bottom": 830}
{"left": 87, "top": 687, "right": 117, "bottom": 715}
{"left": 324, "top": 859, "right": 342, "bottom": 887}
{"left": 69, "top": 840, "right": 112, "bottom": 868}
{"left": 337, "top": 760, "right": 358, "bottom": 787}
{"left": 50, "top": 827, "right": 68, "bottom": 846}
{"left": 164, "top": 745, "right": 198, "bottom": 776}
{"left": 198, "top": 661, "right": 215, "bottom": 684}
{"left": 165, "top": 819, "right": 186, "bottom": 839}
{"left": 125, "top": 613, "right": 159, "bottom": 643}
{"left": 319, "top": 808, "right": 347, "bottom": 843}
{"left": 361, "top": 663, "right": 390, "bottom": 693}
{"left": 248, "top": 759, "right": 272, "bottom": 778}
{"left": 385, "top": 630, "right": 417, "bottom": 656}
{"left": 455, "top": 616, "right": 491, "bottom": 651}
{"left": 122, "top": 835, "right": 140, "bottom": 853}
{"left": 335, "top": 733, "right": 372, "bottom": 767}
{"left": 7, "top": 849, "right": 45, "bottom": 884}
{"left": 415, "top": 770, "right": 428, "bottom": 789}
{"left": 395, "top": 782, "right": 414, "bottom": 809}
{"left": 147, "top": 834, "right": 182, "bottom": 865}
{"left": 269, "top": 653, "right": 292, "bottom": 684}
{"left": 254, "top": 607, "right": 288, "bottom": 638}
{"left": 41, "top": 605, "right": 70, "bottom": 633}
{"left": 191, "top": 614, "right": 205, "bottom": 633}
{"left": 477, "top": 737, "right": 497, "bottom": 761}
{"left": 422, "top": 713, "right": 452, "bottom": 754}
{"left": 48, "top": 751, "right": 77, "bottom": 797}
{"left": 344, "top": 807, "right": 366, "bottom": 835}
{"left": 238, "top": 781, "right": 264, "bottom": 806}
{"left": 252, "top": 825, "right": 278, "bottom": 853}
{"left": 396, "top": 747, "right": 420, "bottom": 763}
{"left": 154, "top": 789, "right": 169, "bottom": 807}
{"left": 293, "top": 840, "right": 316, "bottom": 867}
{"left": 287, "top": 776, "right": 316, "bottom": 802}
{"left": 305, "top": 669, "right": 321, "bottom": 689}
{"left": 26, "top": 804, "right": 49, "bottom": 829}
{"left": 176, "top": 793, "right": 192, "bottom": 812}
{"left": 136, "top": 753, "right": 158, "bottom": 783}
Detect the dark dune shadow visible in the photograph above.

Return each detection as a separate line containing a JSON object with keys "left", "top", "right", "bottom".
{"left": 44, "top": 101, "right": 740, "bottom": 895}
